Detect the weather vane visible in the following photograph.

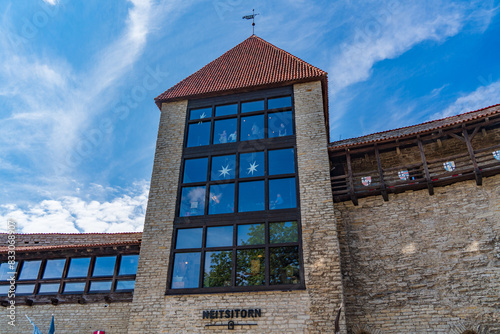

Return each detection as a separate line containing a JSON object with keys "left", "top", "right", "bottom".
{"left": 242, "top": 9, "right": 259, "bottom": 35}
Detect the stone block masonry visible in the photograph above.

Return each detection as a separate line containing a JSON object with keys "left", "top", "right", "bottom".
{"left": 336, "top": 174, "right": 500, "bottom": 333}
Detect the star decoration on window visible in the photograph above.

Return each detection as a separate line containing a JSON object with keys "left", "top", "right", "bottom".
{"left": 218, "top": 165, "right": 232, "bottom": 178}
{"left": 200, "top": 112, "right": 207, "bottom": 119}
{"left": 247, "top": 161, "right": 259, "bottom": 175}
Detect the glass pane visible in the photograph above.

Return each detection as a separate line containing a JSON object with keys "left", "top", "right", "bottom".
{"left": 270, "top": 221, "right": 298, "bottom": 243}
{"left": 238, "top": 181, "right": 265, "bottom": 212}
{"left": 215, "top": 104, "right": 237, "bottom": 116}
{"left": 187, "top": 121, "right": 211, "bottom": 147}
{"left": 119, "top": 255, "right": 139, "bottom": 275}
{"left": 0, "top": 285, "right": 10, "bottom": 295}
{"left": 204, "top": 251, "right": 232, "bottom": 287}
{"left": 38, "top": 283, "right": 60, "bottom": 294}
{"left": 206, "top": 226, "right": 233, "bottom": 248}
{"left": 172, "top": 252, "right": 201, "bottom": 289}
{"left": 268, "top": 111, "right": 293, "bottom": 138}
{"left": 241, "top": 115, "right": 264, "bottom": 141}
{"left": 209, "top": 183, "right": 235, "bottom": 215}
{"left": 214, "top": 118, "right": 237, "bottom": 144}
{"left": 19, "top": 260, "right": 41, "bottom": 280}
{"left": 176, "top": 228, "right": 203, "bottom": 249}
{"left": 211, "top": 155, "right": 236, "bottom": 181}
{"left": 239, "top": 152, "right": 265, "bottom": 178}
{"left": 43, "top": 259, "right": 65, "bottom": 279}
{"left": 270, "top": 246, "right": 300, "bottom": 285}
{"left": 190, "top": 107, "right": 212, "bottom": 120}
{"left": 179, "top": 186, "right": 206, "bottom": 217}
{"left": 268, "top": 96, "right": 292, "bottom": 109}
{"left": 269, "top": 148, "right": 295, "bottom": 175}
{"left": 63, "top": 282, "right": 86, "bottom": 293}
{"left": 269, "top": 178, "right": 297, "bottom": 210}
{"left": 67, "top": 258, "right": 90, "bottom": 278}
{"left": 241, "top": 100, "right": 264, "bottom": 113}
{"left": 237, "top": 224, "right": 265, "bottom": 245}
{"left": 89, "top": 281, "right": 112, "bottom": 292}
{"left": 116, "top": 280, "right": 135, "bottom": 291}
{"left": 236, "top": 249, "right": 265, "bottom": 286}
{"left": 92, "top": 256, "right": 116, "bottom": 277}
{"left": 0, "top": 262, "right": 17, "bottom": 280}
{"left": 183, "top": 158, "right": 208, "bottom": 183}
{"left": 16, "top": 284, "right": 35, "bottom": 295}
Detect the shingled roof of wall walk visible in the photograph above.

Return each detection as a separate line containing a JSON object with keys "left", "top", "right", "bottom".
{"left": 329, "top": 104, "right": 500, "bottom": 150}
{"left": 154, "top": 35, "right": 330, "bottom": 139}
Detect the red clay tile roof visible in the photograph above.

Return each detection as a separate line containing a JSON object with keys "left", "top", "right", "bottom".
{"left": 155, "top": 35, "right": 327, "bottom": 104}
{"left": 329, "top": 104, "right": 500, "bottom": 150}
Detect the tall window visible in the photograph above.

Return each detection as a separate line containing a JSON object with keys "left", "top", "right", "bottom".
{"left": 170, "top": 87, "right": 303, "bottom": 293}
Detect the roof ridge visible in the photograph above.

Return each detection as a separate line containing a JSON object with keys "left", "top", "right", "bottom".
{"left": 0, "top": 240, "right": 141, "bottom": 254}
{"left": 329, "top": 103, "right": 500, "bottom": 148}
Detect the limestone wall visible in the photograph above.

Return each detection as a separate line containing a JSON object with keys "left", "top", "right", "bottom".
{"left": 335, "top": 175, "right": 500, "bottom": 333}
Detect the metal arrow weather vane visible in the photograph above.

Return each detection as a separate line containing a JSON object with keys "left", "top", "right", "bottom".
{"left": 242, "top": 9, "right": 259, "bottom": 35}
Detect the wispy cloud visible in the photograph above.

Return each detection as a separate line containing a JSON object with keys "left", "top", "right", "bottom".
{"left": 42, "top": 0, "right": 58, "bottom": 6}
{"left": 0, "top": 181, "right": 148, "bottom": 233}
{"left": 433, "top": 80, "right": 500, "bottom": 119}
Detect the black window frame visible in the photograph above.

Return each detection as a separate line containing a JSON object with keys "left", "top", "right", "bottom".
{"left": 168, "top": 86, "right": 305, "bottom": 295}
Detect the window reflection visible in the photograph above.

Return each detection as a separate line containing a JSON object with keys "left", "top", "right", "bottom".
{"left": 237, "top": 224, "right": 265, "bottom": 245}
{"left": 268, "top": 111, "right": 293, "bottom": 138}
{"left": 270, "top": 221, "right": 298, "bottom": 243}
{"left": 241, "top": 115, "right": 264, "bottom": 141}
{"left": 119, "top": 255, "right": 139, "bottom": 275}
{"left": 67, "top": 257, "right": 90, "bottom": 278}
{"left": 116, "top": 280, "right": 135, "bottom": 291}
{"left": 63, "top": 282, "right": 86, "bottom": 293}
{"left": 236, "top": 249, "right": 265, "bottom": 286}
{"left": 187, "top": 121, "right": 211, "bottom": 147}
{"left": 241, "top": 100, "right": 264, "bottom": 113}
{"left": 270, "top": 246, "right": 300, "bottom": 285}
{"left": 0, "top": 262, "right": 16, "bottom": 281}
{"left": 172, "top": 253, "right": 201, "bottom": 289}
{"left": 176, "top": 228, "right": 203, "bottom": 249}
{"left": 204, "top": 251, "right": 232, "bottom": 287}
{"left": 89, "top": 281, "right": 112, "bottom": 292}
{"left": 206, "top": 226, "right": 233, "bottom": 247}
{"left": 269, "top": 178, "right": 296, "bottom": 210}
{"left": 269, "top": 148, "right": 295, "bottom": 175}
{"left": 0, "top": 285, "right": 10, "bottom": 295}
{"left": 239, "top": 152, "right": 264, "bottom": 178}
{"left": 209, "top": 184, "right": 235, "bottom": 215}
{"left": 42, "top": 259, "right": 65, "bottom": 279}
{"left": 16, "top": 284, "right": 35, "bottom": 295}
{"left": 19, "top": 260, "right": 41, "bottom": 280}
{"left": 183, "top": 158, "right": 208, "bottom": 183}
{"left": 268, "top": 96, "right": 292, "bottom": 109}
{"left": 92, "top": 256, "right": 116, "bottom": 277}
{"left": 215, "top": 104, "right": 238, "bottom": 116}
{"left": 190, "top": 107, "right": 212, "bottom": 120}
{"left": 238, "top": 181, "right": 265, "bottom": 212}
{"left": 214, "top": 118, "right": 237, "bottom": 144}
{"left": 211, "top": 155, "right": 235, "bottom": 181}
{"left": 38, "top": 283, "right": 60, "bottom": 294}
{"left": 179, "top": 186, "right": 206, "bottom": 217}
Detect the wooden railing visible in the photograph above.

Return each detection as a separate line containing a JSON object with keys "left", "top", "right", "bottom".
{"left": 331, "top": 143, "right": 500, "bottom": 205}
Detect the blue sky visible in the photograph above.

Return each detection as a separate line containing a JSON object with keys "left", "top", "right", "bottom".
{"left": 0, "top": 0, "right": 499, "bottom": 233}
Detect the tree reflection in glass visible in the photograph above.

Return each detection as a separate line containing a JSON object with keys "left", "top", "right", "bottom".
{"left": 270, "top": 246, "right": 300, "bottom": 285}
{"left": 270, "top": 221, "right": 298, "bottom": 243}
{"left": 204, "top": 251, "right": 232, "bottom": 287}
{"left": 237, "top": 224, "right": 264, "bottom": 245}
{"left": 236, "top": 249, "right": 265, "bottom": 286}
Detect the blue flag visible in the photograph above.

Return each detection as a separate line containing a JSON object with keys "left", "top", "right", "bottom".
{"left": 25, "top": 315, "right": 43, "bottom": 334}
{"left": 48, "top": 315, "right": 55, "bottom": 334}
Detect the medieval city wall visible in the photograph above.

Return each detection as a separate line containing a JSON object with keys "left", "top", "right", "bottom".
{"left": 335, "top": 174, "right": 500, "bottom": 334}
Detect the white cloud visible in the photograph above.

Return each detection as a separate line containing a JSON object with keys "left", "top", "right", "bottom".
{"left": 433, "top": 80, "right": 500, "bottom": 119}
{"left": 42, "top": 0, "right": 58, "bottom": 6}
{"left": 0, "top": 181, "right": 149, "bottom": 233}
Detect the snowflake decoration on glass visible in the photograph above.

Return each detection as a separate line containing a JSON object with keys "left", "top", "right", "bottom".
{"left": 200, "top": 112, "right": 207, "bottom": 119}
{"left": 247, "top": 161, "right": 259, "bottom": 175}
{"left": 218, "top": 165, "right": 232, "bottom": 178}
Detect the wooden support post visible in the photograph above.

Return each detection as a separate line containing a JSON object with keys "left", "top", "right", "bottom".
{"left": 463, "top": 126, "right": 482, "bottom": 186}
{"left": 375, "top": 144, "right": 388, "bottom": 201}
{"left": 417, "top": 136, "right": 434, "bottom": 196}
{"left": 346, "top": 150, "right": 358, "bottom": 206}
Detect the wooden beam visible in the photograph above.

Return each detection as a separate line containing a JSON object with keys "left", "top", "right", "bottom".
{"left": 375, "top": 144, "right": 388, "bottom": 201}
{"left": 417, "top": 136, "right": 434, "bottom": 196}
{"left": 470, "top": 125, "right": 481, "bottom": 140}
{"left": 346, "top": 150, "right": 358, "bottom": 206}
{"left": 449, "top": 132, "right": 464, "bottom": 142}
{"left": 462, "top": 126, "right": 482, "bottom": 186}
